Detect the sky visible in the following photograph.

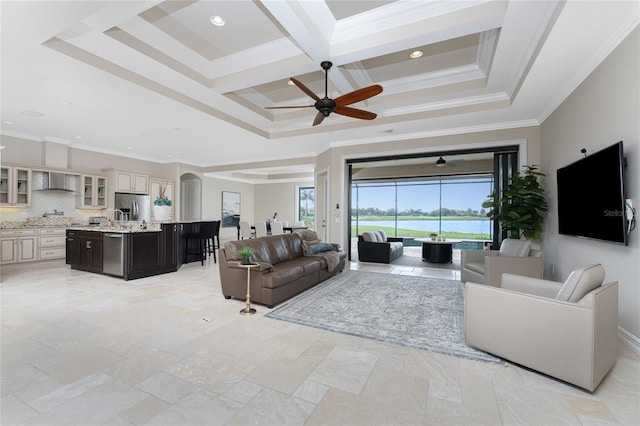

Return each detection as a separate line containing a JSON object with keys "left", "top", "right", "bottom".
{"left": 351, "top": 179, "right": 492, "bottom": 212}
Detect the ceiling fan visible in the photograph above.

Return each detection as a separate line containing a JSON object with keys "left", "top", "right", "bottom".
{"left": 266, "top": 61, "right": 383, "bottom": 126}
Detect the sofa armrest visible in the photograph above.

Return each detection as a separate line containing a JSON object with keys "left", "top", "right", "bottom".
{"left": 387, "top": 237, "right": 404, "bottom": 243}
{"left": 484, "top": 255, "right": 543, "bottom": 287}
{"left": 461, "top": 249, "right": 497, "bottom": 264}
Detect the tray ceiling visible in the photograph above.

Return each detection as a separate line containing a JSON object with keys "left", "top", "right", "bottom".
{"left": 1, "top": 1, "right": 638, "bottom": 171}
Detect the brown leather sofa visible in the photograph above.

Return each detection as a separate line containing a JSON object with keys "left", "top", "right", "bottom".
{"left": 219, "top": 232, "right": 346, "bottom": 307}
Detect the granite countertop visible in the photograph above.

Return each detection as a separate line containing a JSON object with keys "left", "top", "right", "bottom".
{"left": 66, "top": 225, "right": 161, "bottom": 233}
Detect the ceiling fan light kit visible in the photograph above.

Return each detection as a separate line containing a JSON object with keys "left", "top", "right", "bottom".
{"left": 267, "top": 61, "right": 383, "bottom": 126}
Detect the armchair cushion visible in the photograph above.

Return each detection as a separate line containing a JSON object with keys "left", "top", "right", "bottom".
{"left": 556, "top": 264, "right": 605, "bottom": 302}
{"left": 498, "top": 238, "right": 532, "bottom": 257}
{"left": 362, "top": 231, "right": 379, "bottom": 242}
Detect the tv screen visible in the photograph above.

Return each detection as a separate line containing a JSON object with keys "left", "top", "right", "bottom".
{"left": 557, "top": 141, "right": 628, "bottom": 245}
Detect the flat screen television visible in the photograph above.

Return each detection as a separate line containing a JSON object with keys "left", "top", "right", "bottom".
{"left": 557, "top": 141, "right": 628, "bottom": 245}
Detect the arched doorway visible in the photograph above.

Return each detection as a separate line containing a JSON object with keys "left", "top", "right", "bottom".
{"left": 180, "top": 173, "right": 202, "bottom": 221}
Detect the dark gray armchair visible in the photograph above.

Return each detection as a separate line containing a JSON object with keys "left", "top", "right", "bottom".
{"left": 357, "top": 230, "right": 404, "bottom": 263}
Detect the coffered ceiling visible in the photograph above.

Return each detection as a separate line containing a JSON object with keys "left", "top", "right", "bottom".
{"left": 1, "top": 1, "right": 638, "bottom": 176}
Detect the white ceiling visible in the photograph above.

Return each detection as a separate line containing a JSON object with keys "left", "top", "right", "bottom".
{"left": 1, "top": 1, "right": 638, "bottom": 181}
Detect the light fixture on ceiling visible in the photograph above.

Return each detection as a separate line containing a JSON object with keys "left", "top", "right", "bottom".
{"left": 210, "top": 15, "right": 225, "bottom": 26}
{"left": 436, "top": 156, "right": 446, "bottom": 167}
{"left": 3, "top": 120, "right": 15, "bottom": 125}
{"left": 410, "top": 50, "right": 423, "bottom": 59}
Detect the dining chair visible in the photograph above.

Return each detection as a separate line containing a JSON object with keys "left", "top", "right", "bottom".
{"left": 254, "top": 221, "right": 268, "bottom": 238}
{"left": 270, "top": 221, "right": 284, "bottom": 235}
{"left": 239, "top": 221, "right": 254, "bottom": 239}
{"left": 293, "top": 220, "right": 306, "bottom": 228}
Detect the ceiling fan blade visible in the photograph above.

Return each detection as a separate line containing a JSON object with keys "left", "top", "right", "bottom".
{"left": 334, "top": 106, "right": 377, "bottom": 120}
{"left": 312, "top": 112, "right": 325, "bottom": 126}
{"left": 265, "top": 105, "right": 314, "bottom": 109}
{"left": 290, "top": 77, "right": 321, "bottom": 102}
{"left": 334, "top": 84, "right": 383, "bottom": 107}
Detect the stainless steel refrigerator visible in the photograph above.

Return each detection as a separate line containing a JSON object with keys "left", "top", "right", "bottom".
{"left": 114, "top": 192, "right": 150, "bottom": 221}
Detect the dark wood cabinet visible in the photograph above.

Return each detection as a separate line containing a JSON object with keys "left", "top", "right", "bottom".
{"left": 66, "top": 223, "right": 186, "bottom": 280}
{"left": 162, "top": 223, "right": 177, "bottom": 270}
{"left": 67, "top": 230, "right": 103, "bottom": 272}
{"left": 126, "top": 232, "right": 162, "bottom": 279}
{"left": 66, "top": 230, "right": 80, "bottom": 265}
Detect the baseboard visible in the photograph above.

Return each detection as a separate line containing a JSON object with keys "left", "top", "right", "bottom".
{"left": 619, "top": 326, "right": 640, "bottom": 355}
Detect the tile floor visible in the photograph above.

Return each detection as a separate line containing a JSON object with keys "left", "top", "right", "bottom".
{"left": 1, "top": 250, "right": 639, "bottom": 425}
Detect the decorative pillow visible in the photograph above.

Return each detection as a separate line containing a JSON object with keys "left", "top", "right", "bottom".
{"left": 555, "top": 264, "right": 605, "bottom": 302}
{"left": 499, "top": 238, "right": 532, "bottom": 257}
{"left": 302, "top": 239, "right": 321, "bottom": 255}
{"left": 307, "top": 243, "right": 334, "bottom": 255}
{"left": 377, "top": 230, "right": 387, "bottom": 242}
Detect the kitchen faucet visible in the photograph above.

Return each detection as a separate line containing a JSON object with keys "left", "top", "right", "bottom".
{"left": 109, "top": 209, "right": 125, "bottom": 222}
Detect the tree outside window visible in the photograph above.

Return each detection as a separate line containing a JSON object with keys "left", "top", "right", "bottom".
{"left": 298, "top": 187, "right": 315, "bottom": 227}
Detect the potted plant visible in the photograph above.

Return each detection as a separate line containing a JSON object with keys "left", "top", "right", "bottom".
{"left": 153, "top": 182, "right": 172, "bottom": 221}
{"left": 482, "top": 165, "right": 548, "bottom": 239}
{"left": 237, "top": 247, "right": 255, "bottom": 265}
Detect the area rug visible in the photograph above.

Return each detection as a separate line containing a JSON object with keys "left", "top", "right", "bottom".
{"left": 266, "top": 270, "right": 504, "bottom": 364}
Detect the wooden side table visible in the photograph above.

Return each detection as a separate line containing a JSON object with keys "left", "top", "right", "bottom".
{"left": 238, "top": 263, "right": 259, "bottom": 315}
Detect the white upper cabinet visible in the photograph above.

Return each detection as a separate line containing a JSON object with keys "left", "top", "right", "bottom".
{"left": 114, "top": 171, "right": 148, "bottom": 194}
{"left": 0, "top": 166, "right": 31, "bottom": 206}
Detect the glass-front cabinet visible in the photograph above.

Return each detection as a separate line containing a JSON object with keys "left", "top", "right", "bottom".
{"left": 76, "top": 175, "right": 107, "bottom": 209}
{"left": 0, "top": 166, "right": 31, "bottom": 206}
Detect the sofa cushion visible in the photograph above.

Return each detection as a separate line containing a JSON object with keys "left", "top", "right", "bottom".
{"left": 262, "top": 265, "right": 304, "bottom": 289}
{"left": 307, "top": 243, "right": 334, "bottom": 254}
{"left": 377, "top": 230, "right": 387, "bottom": 242}
{"left": 362, "top": 231, "right": 378, "bottom": 242}
{"left": 499, "top": 239, "right": 532, "bottom": 257}
{"left": 555, "top": 264, "right": 605, "bottom": 302}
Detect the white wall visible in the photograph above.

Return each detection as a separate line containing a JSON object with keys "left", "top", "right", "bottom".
{"left": 541, "top": 28, "right": 639, "bottom": 343}
{"left": 254, "top": 181, "right": 312, "bottom": 227}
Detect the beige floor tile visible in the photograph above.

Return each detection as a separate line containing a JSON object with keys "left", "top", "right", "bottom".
{"left": 1, "top": 255, "right": 638, "bottom": 425}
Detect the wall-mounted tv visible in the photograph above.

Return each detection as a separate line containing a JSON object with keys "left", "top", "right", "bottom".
{"left": 557, "top": 141, "right": 628, "bottom": 245}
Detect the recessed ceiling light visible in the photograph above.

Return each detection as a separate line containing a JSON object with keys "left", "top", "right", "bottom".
{"left": 166, "top": 154, "right": 173, "bottom": 158}
{"left": 74, "top": 135, "right": 83, "bottom": 139}
{"left": 410, "top": 50, "right": 423, "bottom": 59}
{"left": 57, "top": 99, "right": 73, "bottom": 106}
{"left": 127, "top": 146, "right": 134, "bottom": 150}
{"left": 3, "top": 120, "right": 15, "bottom": 125}
{"left": 210, "top": 15, "right": 225, "bottom": 26}
{"left": 21, "top": 110, "right": 45, "bottom": 118}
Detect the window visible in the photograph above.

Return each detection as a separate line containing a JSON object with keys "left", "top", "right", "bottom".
{"left": 298, "top": 187, "right": 315, "bottom": 227}
{"left": 351, "top": 176, "right": 492, "bottom": 240}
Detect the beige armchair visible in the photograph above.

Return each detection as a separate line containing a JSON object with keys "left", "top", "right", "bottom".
{"left": 464, "top": 264, "right": 618, "bottom": 392}
{"left": 460, "top": 238, "right": 543, "bottom": 286}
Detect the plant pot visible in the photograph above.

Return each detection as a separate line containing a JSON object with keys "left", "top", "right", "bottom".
{"left": 241, "top": 257, "right": 252, "bottom": 265}
{"left": 153, "top": 205, "right": 171, "bottom": 221}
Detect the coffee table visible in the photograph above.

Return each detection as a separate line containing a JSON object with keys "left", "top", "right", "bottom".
{"left": 414, "top": 238, "right": 462, "bottom": 263}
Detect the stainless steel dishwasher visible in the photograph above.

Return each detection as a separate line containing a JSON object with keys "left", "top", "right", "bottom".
{"left": 103, "top": 233, "right": 124, "bottom": 277}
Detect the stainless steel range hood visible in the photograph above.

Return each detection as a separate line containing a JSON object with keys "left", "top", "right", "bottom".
{"left": 37, "top": 171, "right": 76, "bottom": 192}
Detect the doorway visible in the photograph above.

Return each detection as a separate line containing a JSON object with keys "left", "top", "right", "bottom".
{"left": 180, "top": 173, "right": 202, "bottom": 221}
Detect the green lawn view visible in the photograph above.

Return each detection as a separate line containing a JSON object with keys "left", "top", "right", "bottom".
{"left": 352, "top": 217, "right": 491, "bottom": 240}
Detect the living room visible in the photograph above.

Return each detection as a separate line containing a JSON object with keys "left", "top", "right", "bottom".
{"left": 1, "top": 1, "right": 638, "bottom": 424}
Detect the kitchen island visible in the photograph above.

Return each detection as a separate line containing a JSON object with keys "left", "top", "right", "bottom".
{"left": 66, "top": 223, "right": 181, "bottom": 280}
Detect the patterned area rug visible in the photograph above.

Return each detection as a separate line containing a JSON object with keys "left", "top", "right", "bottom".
{"left": 266, "top": 270, "right": 504, "bottom": 364}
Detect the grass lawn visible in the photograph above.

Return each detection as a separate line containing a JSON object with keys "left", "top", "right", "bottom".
{"left": 351, "top": 224, "right": 490, "bottom": 240}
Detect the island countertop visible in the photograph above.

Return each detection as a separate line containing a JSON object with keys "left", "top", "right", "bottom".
{"left": 66, "top": 225, "right": 161, "bottom": 233}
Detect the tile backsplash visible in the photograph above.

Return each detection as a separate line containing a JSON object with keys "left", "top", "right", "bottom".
{"left": 0, "top": 190, "right": 107, "bottom": 222}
